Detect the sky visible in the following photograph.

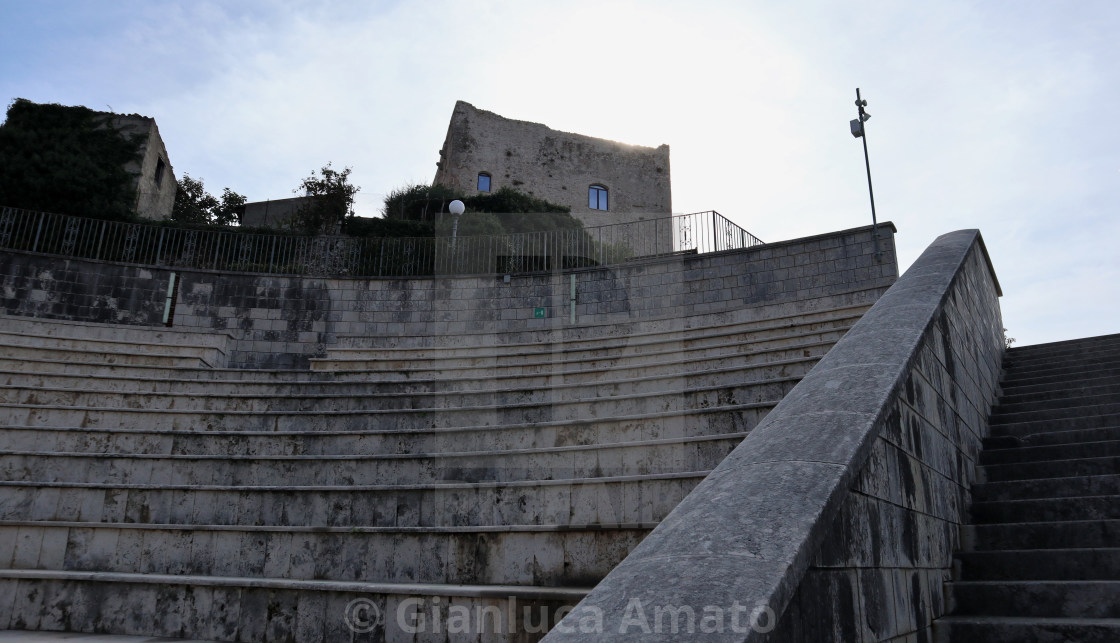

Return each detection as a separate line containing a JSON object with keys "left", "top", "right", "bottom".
{"left": 1, "top": 0, "right": 1117, "bottom": 346}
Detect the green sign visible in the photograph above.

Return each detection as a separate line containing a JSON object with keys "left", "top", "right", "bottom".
{"left": 534, "top": 307, "right": 547, "bottom": 318}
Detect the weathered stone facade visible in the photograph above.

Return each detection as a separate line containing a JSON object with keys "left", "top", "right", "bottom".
{"left": 433, "top": 101, "right": 672, "bottom": 229}
{"left": 110, "top": 114, "right": 176, "bottom": 220}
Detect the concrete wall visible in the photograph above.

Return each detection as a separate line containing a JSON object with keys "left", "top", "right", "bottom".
{"left": 433, "top": 101, "right": 672, "bottom": 229}
{"left": 0, "top": 224, "right": 897, "bottom": 369}
{"left": 241, "top": 196, "right": 320, "bottom": 229}
{"left": 541, "top": 229, "right": 1004, "bottom": 642}
{"left": 113, "top": 115, "right": 176, "bottom": 221}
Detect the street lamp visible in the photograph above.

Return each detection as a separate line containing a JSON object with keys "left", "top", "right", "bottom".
{"left": 449, "top": 199, "right": 465, "bottom": 249}
{"left": 850, "top": 88, "right": 883, "bottom": 262}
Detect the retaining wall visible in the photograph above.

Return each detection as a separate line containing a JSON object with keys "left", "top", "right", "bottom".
{"left": 541, "top": 229, "right": 1004, "bottom": 642}
{"left": 0, "top": 224, "right": 897, "bottom": 369}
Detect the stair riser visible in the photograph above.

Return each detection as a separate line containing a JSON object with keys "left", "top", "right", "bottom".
{"left": 0, "top": 359, "right": 319, "bottom": 382}
{"left": 337, "top": 307, "right": 871, "bottom": 349}
{"left": 981, "top": 457, "right": 1120, "bottom": 482}
{"left": 0, "top": 576, "right": 580, "bottom": 642}
{"left": 1004, "top": 344, "right": 1120, "bottom": 367}
{"left": 946, "top": 581, "right": 1120, "bottom": 618}
{"left": 934, "top": 619, "right": 1120, "bottom": 643}
{"left": 999, "top": 365, "right": 1120, "bottom": 388}
{"left": 999, "top": 374, "right": 1120, "bottom": 399}
{"left": 0, "top": 358, "right": 817, "bottom": 396}
{"left": 311, "top": 342, "right": 835, "bottom": 374}
{"left": 991, "top": 403, "right": 1120, "bottom": 425}
{"left": 332, "top": 325, "right": 852, "bottom": 361}
{"left": 980, "top": 441, "right": 1120, "bottom": 465}
{"left": 990, "top": 416, "right": 1120, "bottom": 436}
{"left": 986, "top": 427, "right": 1120, "bottom": 449}
{"left": 0, "top": 346, "right": 205, "bottom": 368}
{"left": 0, "top": 333, "right": 226, "bottom": 362}
{"left": 0, "top": 406, "right": 760, "bottom": 455}
{"left": 0, "top": 395, "right": 778, "bottom": 431}
{"left": 995, "top": 394, "right": 1120, "bottom": 415}
{"left": 970, "top": 497, "right": 1120, "bottom": 523}
{"left": 0, "top": 477, "right": 702, "bottom": 528}
{"left": 0, "top": 437, "right": 742, "bottom": 486}
{"left": 973, "top": 475, "right": 1120, "bottom": 502}
{"left": 0, "top": 378, "right": 799, "bottom": 413}
{"left": 957, "top": 550, "right": 1120, "bottom": 581}
{"left": 963, "top": 521, "right": 1120, "bottom": 550}
{"left": 999, "top": 383, "right": 1120, "bottom": 407}
{"left": 0, "top": 524, "right": 645, "bottom": 586}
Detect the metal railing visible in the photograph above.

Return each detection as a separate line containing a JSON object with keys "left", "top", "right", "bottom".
{"left": 0, "top": 206, "right": 763, "bottom": 277}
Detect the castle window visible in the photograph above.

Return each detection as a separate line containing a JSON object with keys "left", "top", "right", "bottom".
{"left": 477, "top": 172, "right": 491, "bottom": 192}
{"left": 154, "top": 158, "right": 166, "bottom": 188}
{"left": 589, "top": 184, "right": 608, "bottom": 210}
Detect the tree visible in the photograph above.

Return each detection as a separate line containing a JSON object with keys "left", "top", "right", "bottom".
{"left": 0, "top": 98, "right": 143, "bottom": 221}
{"left": 171, "top": 174, "right": 245, "bottom": 226}
{"left": 290, "top": 163, "right": 359, "bottom": 234}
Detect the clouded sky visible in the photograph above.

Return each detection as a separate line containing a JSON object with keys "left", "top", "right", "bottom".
{"left": 2, "top": 0, "right": 1117, "bottom": 346}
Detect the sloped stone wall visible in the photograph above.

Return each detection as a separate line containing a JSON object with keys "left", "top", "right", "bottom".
{"left": 540, "top": 229, "right": 1004, "bottom": 642}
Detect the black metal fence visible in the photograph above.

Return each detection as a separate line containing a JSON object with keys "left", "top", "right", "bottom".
{"left": 0, "top": 206, "right": 763, "bottom": 277}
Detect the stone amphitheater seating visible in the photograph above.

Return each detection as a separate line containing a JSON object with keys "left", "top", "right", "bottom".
{"left": 0, "top": 300, "right": 873, "bottom": 641}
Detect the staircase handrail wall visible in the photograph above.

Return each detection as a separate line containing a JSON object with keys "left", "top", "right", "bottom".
{"left": 542, "top": 229, "right": 1004, "bottom": 642}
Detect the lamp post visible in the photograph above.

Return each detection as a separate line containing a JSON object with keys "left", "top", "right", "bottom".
{"left": 449, "top": 200, "right": 465, "bottom": 250}
{"left": 850, "top": 88, "right": 882, "bottom": 262}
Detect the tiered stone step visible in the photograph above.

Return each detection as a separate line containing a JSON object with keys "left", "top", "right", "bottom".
{"left": 936, "top": 333, "right": 1120, "bottom": 642}
{"left": 0, "top": 304, "right": 868, "bottom": 641}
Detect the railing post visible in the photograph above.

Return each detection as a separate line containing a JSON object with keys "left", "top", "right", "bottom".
{"left": 31, "top": 211, "right": 46, "bottom": 253}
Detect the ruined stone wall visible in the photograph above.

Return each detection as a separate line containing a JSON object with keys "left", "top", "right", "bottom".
{"left": 113, "top": 116, "right": 175, "bottom": 221}
{"left": 433, "top": 101, "right": 672, "bottom": 229}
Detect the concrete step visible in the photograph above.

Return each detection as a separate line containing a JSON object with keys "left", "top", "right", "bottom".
{"left": 979, "top": 440, "right": 1120, "bottom": 465}
{"left": 310, "top": 334, "right": 839, "bottom": 374}
{"left": 956, "top": 548, "right": 1120, "bottom": 581}
{"left": 946, "top": 580, "right": 1120, "bottom": 618}
{"left": 0, "top": 346, "right": 208, "bottom": 369}
{"left": 0, "top": 387, "right": 780, "bottom": 431}
{"left": 323, "top": 324, "right": 852, "bottom": 365}
{"left": 335, "top": 303, "right": 873, "bottom": 350}
{"left": 999, "top": 380, "right": 1120, "bottom": 406}
{"left": 1004, "top": 336, "right": 1120, "bottom": 363}
{"left": 0, "top": 398, "right": 759, "bottom": 455}
{"left": 981, "top": 456, "right": 1120, "bottom": 482}
{"left": 1006, "top": 332, "right": 1120, "bottom": 358}
{"left": 999, "top": 363, "right": 1120, "bottom": 388}
{"left": 0, "top": 372, "right": 800, "bottom": 413}
{"left": 989, "top": 414, "right": 1120, "bottom": 437}
{"left": 984, "top": 426, "right": 1120, "bottom": 449}
{"left": 334, "top": 312, "right": 859, "bottom": 356}
{"left": 970, "top": 495, "right": 1120, "bottom": 523}
{"left": 0, "top": 570, "right": 586, "bottom": 641}
{"left": 962, "top": 520, "right": 1120, "bottom": 551}
{"left": 0, "top": 471, "right": 708, "bottom": 528}
{"left": 973, "top": 474, "right": 1120, "bottom": 502}
{"left": 0, "top": 355, "right": 818, "bottom": 397}
{"left": 0, "top": 522, "right": 647, "bottom": 587}
{"left": 0, "top": 331, "right": 227, "bottom": 367}
{"left": 994, "top": 392, "right": 1120, "bottom": 416}
{"left": 934, "top": 615, "right": 1120, "bottom": 643}
{"left": 0, "top": 358, "right": 318, "bottom": 382}
{"left": 0, "top": 432, "right": 744, "bottom": 486}
{"left": 990, "top": 402, "right": 1120, "bottom": 425}
{"left": 0, "top": 314, "right": 234, "bottom": 349}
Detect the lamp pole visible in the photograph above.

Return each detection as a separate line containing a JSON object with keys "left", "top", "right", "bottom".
{"left": 850, "top": 88, "right": 882, "bottom": 261}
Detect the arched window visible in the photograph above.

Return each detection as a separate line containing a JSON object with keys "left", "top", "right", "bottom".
{"left": 589, "top": 184, "right": 608, "bottom": 210}
{"left": 477, "top": 172, "right": 492, "bottom": 192}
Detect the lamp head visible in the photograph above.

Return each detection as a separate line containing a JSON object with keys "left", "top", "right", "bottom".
{"left": 449, "top": 200, "right": 465, "bottom": 216}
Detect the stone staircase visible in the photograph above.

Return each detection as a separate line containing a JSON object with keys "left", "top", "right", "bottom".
{"left": 0, "top": 304, "right": 869, "bottom": 641}
{"left": 937, "top": 333, "right": 1120, "bottom": 641}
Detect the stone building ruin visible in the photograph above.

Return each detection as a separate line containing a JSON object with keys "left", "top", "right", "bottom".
{"left": 433, "top": 101, "right": 672, "bottom": 230}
